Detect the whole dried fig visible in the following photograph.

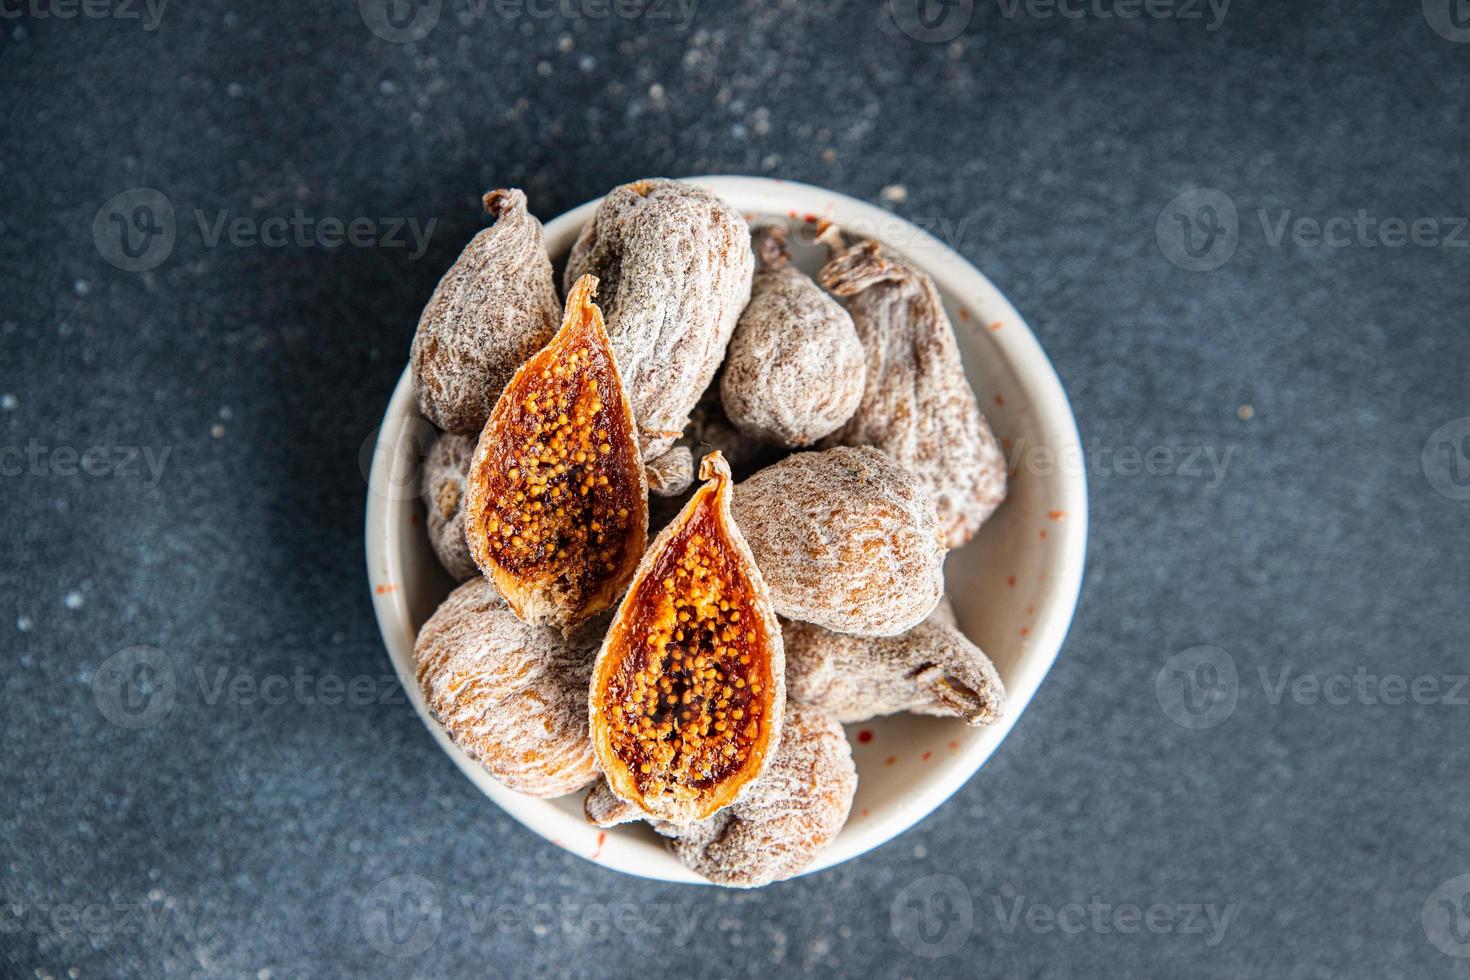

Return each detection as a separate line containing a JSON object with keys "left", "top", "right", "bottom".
{"left": 415, "top": 578, "right": 598, "bottom": 797}
{"left": 731, "top": 446, "right": 945, "bottom": 637}
{"left": 720, "top": 225, "right": 864, "bottom": 448}
{"left": 411, "top": 189, "right": 561, "bottom": 434}
{"left": 820, "top": 237, "right": 1006, "bottom": 548}
{"left": 564, "top": 179, "right": 754, "bottom": 460}
{"left": 464, "top": 274, "right": 648, "bottom": 634}
{"left": 784, "top": 605, "right": 1006, "bottom": 725}
{"left": 646, "top": 445, "right": 694, "bottom": 498}
{"left": 420, "top": 432, "right": 478, "bottom": 582}
{"left": 589, "top": 452, "right": 785, "bottom": 825}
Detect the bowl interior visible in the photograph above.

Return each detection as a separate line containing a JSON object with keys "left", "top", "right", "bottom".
{"left": 365, "top": 176, "right": 1087, "bottom": 884}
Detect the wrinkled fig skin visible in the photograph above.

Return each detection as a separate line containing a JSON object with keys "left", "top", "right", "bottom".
{"left": 687, "top": 380, "right": 788, "bottom": 481}
{"left": 720, "top": 226, "right": 865, "bottom": 448}
{"left": 819, "top": 238, "right": 1006, "bottom": 548}
{"left": 646, "top": 445, "right": 694, "bottom": 497}
{"left": 415, "top": 578, "right": 600, "bottom": 798}
{"left": 587, "top": 706, "right": 857, "bottom": 888}
{"left": 783, "top": 606, "right": 1006, "bottom": 726}
{"left": 411, "top": 189, "right": 561, "bottom": 434}
{"left": 732, "top": 446, "right": 946, "bottom": 638}
{"left": 564, "top": 179, "right": 755, "bottom": 460}
{"left": 420, "top": 432, "right": 478, "bottom": 582}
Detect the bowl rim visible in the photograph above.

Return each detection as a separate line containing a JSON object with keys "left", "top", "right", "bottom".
{"left": 364, "top": 175, "right": 1088, "bottom": 884}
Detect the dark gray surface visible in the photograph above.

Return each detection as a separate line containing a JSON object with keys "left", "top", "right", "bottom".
{"left": 3, "top": 1, "right": 1468, "bottom": 976}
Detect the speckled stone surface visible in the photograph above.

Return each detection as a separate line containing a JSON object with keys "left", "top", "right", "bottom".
{"left": 3, "top": 1, "right": 1469, "bottom": 977}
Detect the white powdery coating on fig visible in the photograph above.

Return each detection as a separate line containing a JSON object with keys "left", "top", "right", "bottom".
{"left": 819, "top": 239, "right": 1006, "bottom": 548}
{"left": 660, "top": 706, "right": 856, "bottom": 888}
{"left": 564, "top": 179, "right": 755, "bottom": 460}
{"left": 411, "top": 189, "right": 561, "bottom": 434}
{"left": 687, "top": 380, "right": 788, "bottom": 480}
{"left": 646, "top": 445, "right": 693, "bottom": 497}
{"left": 732, "top": 446, "right": 946, "bottom": 637}
{"left": 784, "top": 606, "right": 1006, "bottom": 726}
{"left": 721, "top": 226, "right": 865, "bottom": 448}
{"left": 420, "top": 432, "right": 478, "bottom": 582}
{"left": 415, "top": 578, "right": 599, "bottom": 798}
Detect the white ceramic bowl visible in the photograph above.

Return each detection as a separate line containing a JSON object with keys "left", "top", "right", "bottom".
{"left": 364, "top": 176, "right": 1087, "bottom": 884}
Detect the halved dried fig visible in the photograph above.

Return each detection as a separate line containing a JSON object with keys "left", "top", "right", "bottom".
{"left": 589, "top": 452, "right": 785, "bottom": 825}
{"left": 411, "top": 189, "right": 561, "bottom": 434}
{"left": 819, "top": 236, "right": 1006, "bottom": 548}
{"left": 463, "top": 274, "right": 648, "bottom": 634}
{"left": 415, "top": 578, "right": 599, "bottom": 797}
{"left": 584, "top": 705, "right": 857, "bottom": 889}
{"left": 731, "top": 446, "right": 946, "bottom": 637}
{"left": 784, "top": 605, "right": 1006, "bottom": 725}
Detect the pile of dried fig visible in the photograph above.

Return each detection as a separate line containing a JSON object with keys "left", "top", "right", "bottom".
{"left": 408, "top": 180, "right": 1009, "bottom": 887}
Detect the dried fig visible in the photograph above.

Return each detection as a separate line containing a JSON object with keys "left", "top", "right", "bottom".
{"left": 411, "top": 189, "right": 561, "bottom": 434}
{"left": 819, "top": 237, "right": 1006, "bottom": 548}
{"left": 784, "top": 605, "right": 1006, "bottom": 725}
{"left": 662, "top": 705, "right": 855, "bottom": 887}
{"left": 589, "top": 452, "right": 785, "bottom": 825}
{"left": 687, "top": 381, "right": 787, "bottom": 480}
{"left": 415, "top": 578, "right": 598, "bottom": 797}
{"left": 586, "top": 706, "right": 857, "bottom": 888}
{"left": 464, "top": 274, "right": 649, "bottom": 634}
{"left": 731, "top": 446, "right": 945, "bottom": 637}
{"left": 419, "top": 432, "right": 478, "bottom": 582}
{"left": 564, "top": 179, "right": 755, "bottom": 460}
{"left": 646, "top": 445, "right": 693, "bottom": 498}
{"left": 720, "top": 226, "right": 864, "bottom": 448}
